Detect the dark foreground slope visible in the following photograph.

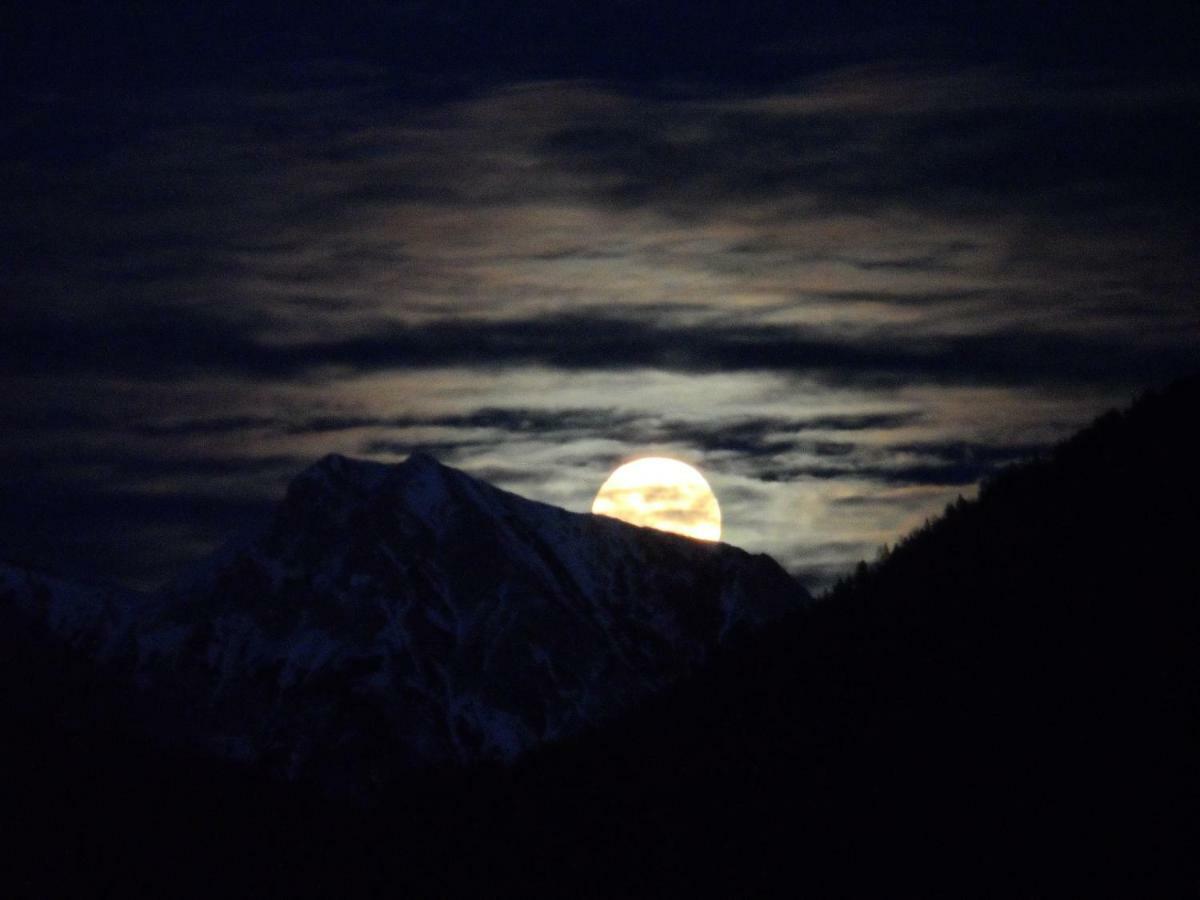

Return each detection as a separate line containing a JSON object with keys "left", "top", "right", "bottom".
{"left": 501, "top": 375, "right": 1200, "bottom": 895}
{"left": 3, "top": 377, "right": 1198, "bottom": 896}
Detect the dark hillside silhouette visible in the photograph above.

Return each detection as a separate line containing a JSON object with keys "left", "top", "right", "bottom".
{"left": 501, "top": 374, "right": 1200, "bottom": 894}
{"left": 2, "top": 376, "right": 1198, "bottom": 896}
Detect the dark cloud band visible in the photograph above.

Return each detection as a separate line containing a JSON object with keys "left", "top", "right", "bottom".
{"left": 4, "top": 310, "right": 1193, "bottom": 388}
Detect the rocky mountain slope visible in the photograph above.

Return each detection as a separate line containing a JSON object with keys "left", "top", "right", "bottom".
{"left": 0, "top": 452, "right": 808, "bottom": 791}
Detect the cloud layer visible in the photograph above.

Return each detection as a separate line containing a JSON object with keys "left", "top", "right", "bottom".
{"left": 3, "top": 55, "right": 1196, "bottom": 589}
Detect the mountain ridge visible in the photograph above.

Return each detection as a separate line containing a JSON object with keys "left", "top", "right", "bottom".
{"left": 1, "top": 451, "right": 809, "bottom": 789}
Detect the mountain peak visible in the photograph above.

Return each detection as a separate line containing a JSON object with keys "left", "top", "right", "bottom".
{"left": 401, "top": 450, "right": 443, "bottom": 471}
{"left": 303, "top": 452, "right": 393, "bottom": 490}
{"left": 7, "top": 447, "right": 809, "bottom": 787}
{"left": 137, "top": 452, "right": 810, "bottom": 779}
{"left": 299, "top": 451, "right": 451, "bottom": 498}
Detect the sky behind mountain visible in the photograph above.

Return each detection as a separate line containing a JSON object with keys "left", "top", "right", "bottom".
{"left": 2, "top": 1, "right": 1197, "bottom": 588}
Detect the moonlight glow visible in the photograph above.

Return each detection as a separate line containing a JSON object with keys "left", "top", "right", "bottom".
{"left": 591, "top": 457, "right": 722, "bottom": 542}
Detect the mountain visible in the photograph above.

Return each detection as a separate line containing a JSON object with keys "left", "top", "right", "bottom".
{"left": 3, "top": 377, "right": 1197, "bottom": 896}
{"left": 0, "top": 452, "right": 807, "bottom": 792}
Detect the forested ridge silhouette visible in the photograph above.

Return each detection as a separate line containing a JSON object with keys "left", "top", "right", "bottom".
{"left": 492, "top": 374, "right": 1199, "bottom": 895}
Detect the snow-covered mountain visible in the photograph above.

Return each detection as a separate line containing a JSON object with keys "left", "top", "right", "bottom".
{"left": 1, "top": 453, "right": 809, "bottom": 792}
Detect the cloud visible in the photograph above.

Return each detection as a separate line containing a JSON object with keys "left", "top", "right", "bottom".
{"left": 5, "top": 306, "right": 1194, "bottom": 389}
{"left": 2, "top": 61, "right": 1197, "bottom": 591}
{"left": 7, "top": 70, "right": 1196, "bottom": 394}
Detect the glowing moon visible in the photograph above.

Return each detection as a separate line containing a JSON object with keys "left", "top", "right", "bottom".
{"left": 591, "top": 457, "right": 721, "bottom": 542}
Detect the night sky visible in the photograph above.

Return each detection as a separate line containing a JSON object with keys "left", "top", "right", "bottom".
{"left": 3, "top": 2, "right": 1197, "bottom": 590}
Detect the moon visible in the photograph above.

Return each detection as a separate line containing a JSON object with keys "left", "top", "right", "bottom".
{"left": 591, "top": 457, "right": 721, "bottom": 542}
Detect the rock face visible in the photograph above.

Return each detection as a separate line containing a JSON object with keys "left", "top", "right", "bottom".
{"left": 1, "top": 453, "right": 809, "bottom": 791}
